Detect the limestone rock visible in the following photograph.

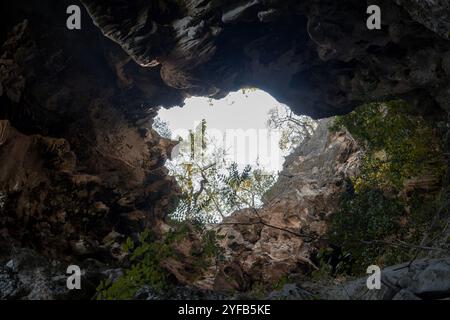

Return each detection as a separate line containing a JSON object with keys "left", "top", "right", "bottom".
{"left": 211, "top": 119, "right": 361, "bottom": 288}
{"left": 317, "top": 258, "right": 450, "bottom": 300}
{"left": 267, "top": 283, "right": 314, "bottom": 300}
{"left": 393, "top": 0, "right": 450, "bottom": 40}
{"left": 1, "top": 0, "right": 449, "bottom": 299}
{"left": 81, "top": 0, "right": 450, "bottom": 117}
{"left": 0, "top": 11, "right": 180, "bottom": 261}
{"left": 0, "top": 249, "right": 108, "bottom": 300}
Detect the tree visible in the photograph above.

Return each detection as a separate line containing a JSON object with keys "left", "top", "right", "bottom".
{"left": 165, "top": 119, "right": 276, "bottom": 223}
{"left": 327, "top": 100, "right": 449, "bottom": 274}
{"left": 267, "top": 104, "right": 317, "bottom": 151}
{"left": 152, "top": 116, "right": 172, "bottom": 139}
{"left": 155, "top": 103, "right": 318, "bottom": 224}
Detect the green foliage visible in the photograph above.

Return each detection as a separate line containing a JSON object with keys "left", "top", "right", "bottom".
{"left": 267, "top": 104, "right": 317, "bottom": 151}
{"left": 152, "top": 116, "right": 172, "bottom": 139}
{"left": 407, "top": 187, "right": 450, "bottom": 239}
{"left": 246, "top": 282, "right": 269, "bottom": 299}
{"left": 330, "top": 100, "right": 446, "bottom": 192}
{"left": 167, "top": 119, "right": 276, "bottom": 223}
{"left": 327, "top": 187, "right": 450, "bottom": 275}
{"left": 311, "top": 247, "right": 352, "bottom": 280}
{"left": 218, "top": 163, "right": 276, "bottom": 210}
{"left": 272, "top": 275, "right": 291, "bottom": 291}
{"left": 201, "top": 229, "right": 224, "bottom": 259}
{"left": 97, "top": 222, "right": 221, "bottom": 300}
{"left": 329, "top": 190, "right": 404, "bottom": 273}
{"left": 326, "top": 101, "right": 448, "bottom": 275}
{"left": 97, "top": 229, "right": 175, "bottom": 300}
{"left": 121, "top": 237, "right": 134, "bottom": 253}
{"left": 191, "top": 229, "right": 225, "bottom": 270}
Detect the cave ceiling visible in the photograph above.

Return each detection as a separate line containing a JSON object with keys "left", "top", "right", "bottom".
{"left": 81, "top": 0, "right": 450, "bottom": 118}
{"left": 1, "top": 0, "right": 449, "bottom": 123}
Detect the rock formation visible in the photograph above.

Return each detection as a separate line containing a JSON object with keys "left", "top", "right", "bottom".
{"left": 314, "top": 257, "right": 450, "bottom": 300}
{"left": 265, "top": 257, "right": 450, "bottom": 300}
{"left": 81, "top": 0, "right": 450, "bottom": 117}
{"left": 0, "top": 0, "right": 449, "bottom": 299}
{"left": 0, "top": 2, "right": 180, "bottom": 263}
{"left": 201, "top": 119, "right": 361, "bottom": 290}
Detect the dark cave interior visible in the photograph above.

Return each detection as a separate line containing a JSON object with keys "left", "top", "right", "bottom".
{"left": 0, "top": 0, "right": 449, "bottom": 300}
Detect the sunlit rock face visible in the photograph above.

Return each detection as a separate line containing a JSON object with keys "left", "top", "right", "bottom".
{"left": 198, "top": 119, "right": 361, "bottom": 290}
{"left": 82, "top": 0, "right": 450, "bottom": 117}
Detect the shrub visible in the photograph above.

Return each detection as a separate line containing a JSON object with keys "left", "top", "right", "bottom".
{"left": 328, "top": 190, "right": 404, "bottom": 274}
{"left": 326, "top": 100, "right": 448, "bottom": 275}
{"left": 330, "top": 100, "right": 446, "bottom": 192}
{"left": 96, "top": 229, "right": 177, "bottom": 300}
{"left": 97, "top": 222, "right": 221, "bottom": 300}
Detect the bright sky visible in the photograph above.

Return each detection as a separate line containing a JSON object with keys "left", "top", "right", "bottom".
{"left": 156, "top": 89, "right": 288, "bottom": 172}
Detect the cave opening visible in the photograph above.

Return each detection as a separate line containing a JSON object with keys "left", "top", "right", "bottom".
{"left": 152, "top": 89, "right": 317, "bottom": 223}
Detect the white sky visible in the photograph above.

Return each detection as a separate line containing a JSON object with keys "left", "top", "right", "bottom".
{"left": 156, "top": 89, "right": 288, "bottom": 172}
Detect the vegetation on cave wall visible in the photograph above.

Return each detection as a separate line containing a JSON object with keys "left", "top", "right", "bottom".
{"left": 326, "top": 100, "right": 449, "bottom": 275}
{"left": 330, "top": 100, "right": 446, "bottom": 193}
{"left": 96, "top": 222, "right": 222, "bottom": 300}
{"left": 97, "top": 99, "right": 449, "bottom": 296}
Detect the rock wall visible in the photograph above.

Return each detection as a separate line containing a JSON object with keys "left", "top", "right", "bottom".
{"left": 0, "top": 0, "right": 449, "bottom": 299}
{"left": 200, "top": 119, "right": 361, "bottom": 290}
{"left": 314, "top": 257, "right": 450, "bottom": 300}
{"left": 198, "top": 119, "right": 450, "bottom": 298}
{"left": 1, "top": 0, "right": 448, "bottom": 260}
{"left": 82, "top": 0, "right": 450, "bottom": 117}
{"left": 266, "top": 257, "right": 450, "bottom": 300}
